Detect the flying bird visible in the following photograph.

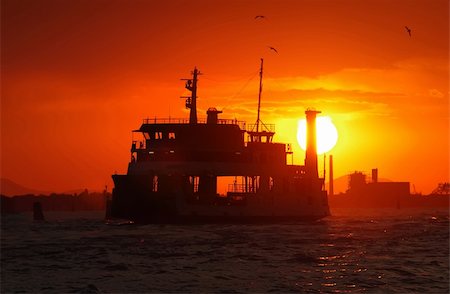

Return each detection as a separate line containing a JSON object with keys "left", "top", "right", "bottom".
{"left": 268, "top": 46, "right": 278, "bottom": 53}
{"left": 255, "top": 15, "right": 265, "bottom": 19}
{"left": 405, "top": 26, "right": 412, "bottom": 37}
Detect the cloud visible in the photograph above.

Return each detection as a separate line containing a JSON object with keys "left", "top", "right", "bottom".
{"left": 201, "top": 57, "right": 448, "bottom": 123}
{"left": 265, "top": 58, "right": 448, "bottom": 97}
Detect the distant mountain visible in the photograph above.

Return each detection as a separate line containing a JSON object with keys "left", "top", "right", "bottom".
{"left": 0, "top": 178, "right": 51, "bottom": 196}
{"left": 63, "top": 188, "right": 91, "bottom": 195}
{"left": 325, "top": 175, "right": 349, "bottom": 194}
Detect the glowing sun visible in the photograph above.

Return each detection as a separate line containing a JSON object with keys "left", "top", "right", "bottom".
{"left": 297, "top": 116, "right": 338, "bottom": 154}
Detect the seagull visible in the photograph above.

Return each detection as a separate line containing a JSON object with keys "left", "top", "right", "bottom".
{"left": 268, "top": 46, "right": 278, "bottom": 53}
{"left": 405, "top": 26, "right": 412, "bottom": 37}
{"left": 255, "top": 15, "right": 265, "bottom": 19}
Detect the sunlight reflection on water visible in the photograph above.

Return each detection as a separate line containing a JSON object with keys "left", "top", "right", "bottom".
{"left": 1, "top": 209, "right": 449, "bottom": 293}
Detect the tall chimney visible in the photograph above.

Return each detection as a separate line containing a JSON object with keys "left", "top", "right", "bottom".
{"left": 329, "top": 155, "right": 334, "bottom": 196}
{"left": 372, "top": 168, "right": 378, "bottom": 183}
{"left": 305, "top": 109, "right": 321, "bottom": 178}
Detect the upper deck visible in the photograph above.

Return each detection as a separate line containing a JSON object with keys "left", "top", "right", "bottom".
{"left": 141, "top": 117, "right": 247, "bottom": 130}
{"left": 129, "top": 112, "right": 286, "bottom": 168}
{"left": 139, "top": 118, "right": 275, "bottom": 134}
{"left": 128, "top": 66, "right": 286, "bottom": 168}
{"left": 133, "top": 116, "right": 277, "bottom": 151}
{"left": 134, "top": 118, "right": 246, "bottom": 153}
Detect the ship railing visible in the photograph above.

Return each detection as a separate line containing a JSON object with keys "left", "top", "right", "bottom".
{"left": 143, "top": 118, "right": 191, "bottom": 124}
{"left": 247, "top": 123, "right": 275, "bottom": 133}
{"left": 217, "top": 119, "right": 246, "bottom": 130}
{"left": 227, "top": 183, "right": 255, "bottom": 193}
{"left": 142, "top": 118, "right": 246, "bottom": 129}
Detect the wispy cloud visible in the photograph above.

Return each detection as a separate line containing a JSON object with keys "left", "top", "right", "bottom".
{"left": 203, "top": 57, "right": 448, "bottom": 122}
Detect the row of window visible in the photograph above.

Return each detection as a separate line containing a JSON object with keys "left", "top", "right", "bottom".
{"left": 144, "top": 132, "right": 176, "bottom": 140}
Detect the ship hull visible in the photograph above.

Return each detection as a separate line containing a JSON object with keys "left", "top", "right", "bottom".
{"left": 108, "top": 215, "right": 327, "bottom": 224}
{"left": 109, "top": 174, "right": 330, "bottom": 224}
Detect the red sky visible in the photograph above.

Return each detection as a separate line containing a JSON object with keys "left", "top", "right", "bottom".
{"left": 1, "top": 0, "right": 448, "bottom": 194}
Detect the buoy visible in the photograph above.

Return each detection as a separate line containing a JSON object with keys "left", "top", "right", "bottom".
{"left": 33, "top": 202, "right": 45, "bottom": 221}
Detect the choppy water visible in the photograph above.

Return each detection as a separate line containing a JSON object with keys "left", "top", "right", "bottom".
{"left": 1, "top": 208, "right": 449, "bottom": 293}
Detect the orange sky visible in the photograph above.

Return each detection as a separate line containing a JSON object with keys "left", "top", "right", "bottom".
{"left": 1, "top": 0, "right": 448, "bottom": 194}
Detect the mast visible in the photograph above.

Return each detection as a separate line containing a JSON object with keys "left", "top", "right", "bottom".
{"left": 256, "top": 58, "right": 263, "bottom": 132}
{"left": 181, "top": 67, "right": 200, "bottom": 124}
{"left": 248, "top": 58, "right": 274, "bottom": 143}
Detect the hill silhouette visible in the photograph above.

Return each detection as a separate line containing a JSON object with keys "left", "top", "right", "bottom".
{"left": 0, "top": 178, "right": 51, "bottom": 196}
{"left": 0, "top": 178, "right": 99, "bottom": 196}
{"left": 325, "top": 175, "right": 348, "bottom": 194}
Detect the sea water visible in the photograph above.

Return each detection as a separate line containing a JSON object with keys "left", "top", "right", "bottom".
{"left": 1, "top": 208, "right": 448, "bottom": 293}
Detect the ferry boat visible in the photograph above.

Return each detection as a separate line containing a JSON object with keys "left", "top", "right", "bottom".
{"left": 109, "top": 60, "right": 330, "bottom": 223}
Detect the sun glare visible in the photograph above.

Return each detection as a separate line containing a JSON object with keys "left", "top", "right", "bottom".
{"left": 297, "top": 116, "right": 338, "bottom": 154}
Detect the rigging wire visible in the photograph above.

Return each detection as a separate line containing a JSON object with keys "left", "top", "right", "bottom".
{"left": 222, "top": 70, "right": 259, "bottom": 112}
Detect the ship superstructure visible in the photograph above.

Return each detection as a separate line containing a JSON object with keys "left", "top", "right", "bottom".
{"left": 110, "top": 63, "right": 329, "bottom": 222}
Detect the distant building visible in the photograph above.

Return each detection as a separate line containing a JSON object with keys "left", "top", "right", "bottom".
{"left": 329, "top": 169, "right": 449, "bottom": 209}
{"left": 345, "top": 169, "right": 410, "bottom": 207}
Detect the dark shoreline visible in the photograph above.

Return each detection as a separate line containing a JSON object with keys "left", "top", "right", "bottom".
{"left": 1, "top": 192, "right": 110, "bottom": 214}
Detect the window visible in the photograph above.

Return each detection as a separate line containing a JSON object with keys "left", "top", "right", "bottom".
{"left": 155, "top": 132, "right": 163, "bottom": 139}
{"left": 269, "top": 177, "right": 274, "bottom": 191}
{"left": 190, "top": 176, "right": 199, "bottom": 193}
{"left": 168, "top": 132, "right": 176, "bottom": 139}
{"left": 152, "top": 176, "right": 158, "bottom": 192}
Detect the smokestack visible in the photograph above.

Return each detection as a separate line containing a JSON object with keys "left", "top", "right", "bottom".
{"left": 206, "top": 107, "right": 222, "bottom": 124}
{"left": 329, "top": 155, "right": 334, "bottom": 196}
{"left": 372, "top": 168, "right": 378, "bottom": 183}
{"left": 305, "top": 109, "right": 321, "bottom": 178}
